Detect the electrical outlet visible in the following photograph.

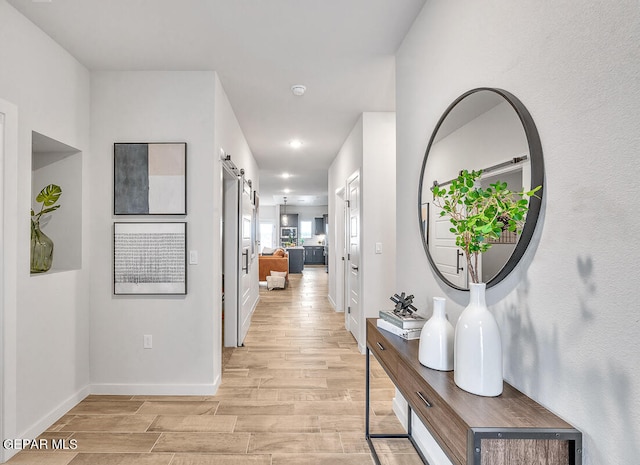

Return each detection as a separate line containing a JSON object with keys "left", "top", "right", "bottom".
{"left": 143, "top": 334, "right": 152, "bottom": 349}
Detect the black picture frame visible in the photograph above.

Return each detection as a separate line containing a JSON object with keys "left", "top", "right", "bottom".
{"left": 114, "top": 142, "right": 187, "bottom": 215}
{"left": 114, "top": 222, "right": 187, "bottom": 295}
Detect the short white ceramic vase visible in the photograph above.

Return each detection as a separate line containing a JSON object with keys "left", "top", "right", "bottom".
{"left": 418, "top": 297, "right": 454, "bottom": 371}
{"left": 454, "top": 282, "right": 503, "bottom": 396}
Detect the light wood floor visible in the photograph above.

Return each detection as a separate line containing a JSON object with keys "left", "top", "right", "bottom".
{"left": 8, "top": 267, "right": 421, "bottom": 464}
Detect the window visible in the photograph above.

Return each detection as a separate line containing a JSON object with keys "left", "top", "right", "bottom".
{"left": 259, "top": 222, "right": 274, "bottom": 250}
{"left": 300, "top": 220, "right": 312, "bottom": 239}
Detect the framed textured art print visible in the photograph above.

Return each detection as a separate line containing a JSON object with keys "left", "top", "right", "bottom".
{"left": 114, "top": 222, "right": 187, "bottom": 295}
{"left": 114, "top": 142, "right": 186, "bottom": 215}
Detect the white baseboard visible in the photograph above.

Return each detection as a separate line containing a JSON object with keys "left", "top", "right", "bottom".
{"left": 18, "top": 385, "right": 90, "bottom": 438}
{"left": 328, "top": 294, "right": 343, "bottom": 312}
{"left": 1, "top": 377, "right": 223, "bottom": 463}
{"left": 2, "top": 385, "right": 92, "bottom": 462}
{"left": 90, "top": 383, "right": 219, "bottom": 396}
{"left": 392, "top": 390, "right": 454, "bottom": 465}
{"left": 358, "top": 341, "right": 366, "bottom": 354}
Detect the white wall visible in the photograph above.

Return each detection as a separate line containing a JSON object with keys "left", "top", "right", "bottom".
{"left": 89, "top": 71, "right": 257, "bottom": 394}
{"left": 212, "top": 72, "right": 260, "bottom": 357}
{"left": 0, "top": 6, "right": 260, "bottom": 426}
{"left": 361, "top": 113, "right": 396, "bottom": 341}
{"left": 328, "top": 113, "right": 396, "bottom": 349}
{"left": 0, "top": 0, "right": 91, "bottom": 457}
{"left": 259, "top": 205, "right": 277, "bottom": 224}
{"left": 396, "top": 1, "right": 640, "bottom": 463}
{"left": 213, "top": 73, "right": 260, "bottom": 200}
{"left": 422, "top": 101, "right": 529, "bottom": 192}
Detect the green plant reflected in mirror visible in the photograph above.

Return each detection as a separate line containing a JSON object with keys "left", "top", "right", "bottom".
{"left": 418, "top": 88, "right": 544, "bottom": 291}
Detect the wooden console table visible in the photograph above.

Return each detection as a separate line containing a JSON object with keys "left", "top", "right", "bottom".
{"left": 365, "top": 318, "right": 582, "bottom": 465}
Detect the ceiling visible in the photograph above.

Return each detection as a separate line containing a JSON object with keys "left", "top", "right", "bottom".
{"left": 8, "top": 0, "right": 426, "bottom": 206}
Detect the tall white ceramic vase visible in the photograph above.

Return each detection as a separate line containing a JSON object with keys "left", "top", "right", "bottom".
{"left": 454, "top": 283, "right": 503, "bottom": 396}
{"left": 418, "top": 297, "right": 454, "bottom": 371}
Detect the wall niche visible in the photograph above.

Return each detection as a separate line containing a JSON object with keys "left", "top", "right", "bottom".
{"left": 31, "top": 131, "right": 82, "bottom": 274}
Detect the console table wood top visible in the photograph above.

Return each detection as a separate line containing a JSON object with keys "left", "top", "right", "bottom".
{"left": 366, "top": 318, "right": 582, "bottom": 465}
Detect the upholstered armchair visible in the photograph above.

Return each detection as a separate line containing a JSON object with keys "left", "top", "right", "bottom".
{"left": 258, "top": 248, "right": 289, "bottom": 281}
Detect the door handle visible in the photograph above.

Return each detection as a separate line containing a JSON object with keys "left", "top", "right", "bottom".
{"left": 242, "top": 250, "right": 249, "bottom": 273}
{"left": 456, "top": 250, "right": 464, "bottom": 274}
{"left": 351, "top": 264, "right": 359, "bottom": 271}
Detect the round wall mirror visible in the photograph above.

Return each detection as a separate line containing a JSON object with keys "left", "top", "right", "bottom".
{"left": 418, "top": 88, "right": 544, "bottom": 291}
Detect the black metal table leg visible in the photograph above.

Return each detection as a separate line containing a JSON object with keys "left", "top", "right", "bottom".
{"left": 365, "top": 346, "right": 430, "bottom": 465}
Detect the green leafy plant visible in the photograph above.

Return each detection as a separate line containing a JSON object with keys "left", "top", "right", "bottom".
{"left": 431, "top": 170, "right": 540, "bottom": 284}
{"left": 31, "top": 184, "right": 62, "bottom": 231}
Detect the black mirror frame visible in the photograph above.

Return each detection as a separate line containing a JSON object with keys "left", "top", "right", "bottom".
{"left": 418, "top": 88, "right": 545, "bottom": 291}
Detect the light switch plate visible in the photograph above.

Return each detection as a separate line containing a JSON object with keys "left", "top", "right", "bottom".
{"left": 143, "top": 335, "right": 152, "bottom": 349}
{"left": 375, "top": 242, "right": 382, "bottom": 254}
{"left": 189, "top": 250, "right": 198, "bottom": 265}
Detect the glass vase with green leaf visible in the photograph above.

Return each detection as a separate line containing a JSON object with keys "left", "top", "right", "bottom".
{"left": 30, "top": 184, "right": 62, "bottom": 273}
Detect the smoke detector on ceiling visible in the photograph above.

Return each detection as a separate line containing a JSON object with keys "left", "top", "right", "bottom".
{"left": 291, "top": 85, "right": 306, "bottom": 96}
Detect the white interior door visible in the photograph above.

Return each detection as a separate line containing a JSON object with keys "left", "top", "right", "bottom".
{"left": 346, "top": 173, "right": 361, "bottom": 342}
{"left": 0, "top": 98, "right": 18, "bottom": 462}
{"left": 0, "top": 111, "right": 4, "bottom": 458}
{"left": 334, "top": 187, "right": 345, "bottom": 314}
{"left": 223, "top": 170, "right": 239, "bottom": 347}
{"left": 429, "top": 202, "right": 469, "bottom": 288}
{"left": 429, "top": 166, "right": 525, "bottom": 287}
{"left": 237, "top": 177, "right": 254, "bottom": 346}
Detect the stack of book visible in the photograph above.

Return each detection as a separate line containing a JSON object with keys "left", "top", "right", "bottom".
{"left": 377, "top": 310, "right": 426, "bottom": 340}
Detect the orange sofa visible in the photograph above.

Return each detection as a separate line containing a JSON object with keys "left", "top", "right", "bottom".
{"left": 258, "top": 249, "right": 289, "bottom": 281}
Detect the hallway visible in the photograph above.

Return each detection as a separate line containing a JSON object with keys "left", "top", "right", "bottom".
{"left": 7, "top": 267, "right": 421, "bottom": 465}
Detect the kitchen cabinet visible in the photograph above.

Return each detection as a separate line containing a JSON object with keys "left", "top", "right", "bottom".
{"left": 314, "top": 216, "right": 325, "bottom": 235}
{"left": 280, "top": 213, "right": 298, "bottom": 229}
{"left": 286, "top": 248, "right": 304, "bottom": 273}
{"left": 280, "top": 213, "right": 299, "bottom": 246}
{"left": 304, "top": 245, "right": 325, "bottom": 265}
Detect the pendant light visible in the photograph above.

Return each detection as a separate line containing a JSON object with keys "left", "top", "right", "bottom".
{"left": 282, "top": 197, "right": 288, "bottom": 226}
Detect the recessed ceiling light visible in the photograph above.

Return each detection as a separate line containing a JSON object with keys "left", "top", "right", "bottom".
{"left": 283, "top": 188, "right": 291, "bottom": 194}
{"left": 291, "top": 85, "right": 306, "bottom": 96}
{"left": 289, "top": 140, "right": 303, "bottom": 149}
{"left": 282, "top": 172, "right": 290, "bottom": 179}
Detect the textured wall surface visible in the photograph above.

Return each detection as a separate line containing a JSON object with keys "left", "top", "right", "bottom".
{"left": 396, "top": 1, "right": 640, "bottom": 463}
{"left": 90, "top": 71, "right": 218, "bottom": 391}
{"left": 0, "top": 0, "right": 91, "bottom": 448}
